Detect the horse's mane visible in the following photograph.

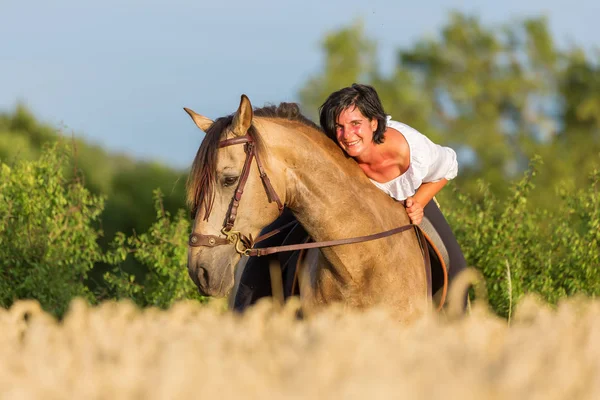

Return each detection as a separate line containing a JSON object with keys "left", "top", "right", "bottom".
{"left": 253, "top": 102, "right": 321, "bottom": 130}
{"left": 187, "top": 102, "right": 322, "bottom": 219}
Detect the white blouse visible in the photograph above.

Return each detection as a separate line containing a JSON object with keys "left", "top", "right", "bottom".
{"left": 369, "top": 116, "right": 458, "bottom": 201}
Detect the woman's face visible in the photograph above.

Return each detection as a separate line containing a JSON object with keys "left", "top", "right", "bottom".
{"left": 335, "top": 106, "right": 378, "bottom": 158}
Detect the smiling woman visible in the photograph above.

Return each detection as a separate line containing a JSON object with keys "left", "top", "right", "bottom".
{"left": 319, "top": 83, "right": 466, "bottom": 303}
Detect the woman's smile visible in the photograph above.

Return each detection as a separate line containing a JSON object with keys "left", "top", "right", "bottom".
{"left": 335, "top": 106, "right": 377, "bottom": 158}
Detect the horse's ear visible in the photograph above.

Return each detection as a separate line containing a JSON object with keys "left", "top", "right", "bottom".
{"left": 183, "top": 107, "right": 213, "bottom": 132}
{"left": 231, "top": 94, "right": 253, "bottom": 137}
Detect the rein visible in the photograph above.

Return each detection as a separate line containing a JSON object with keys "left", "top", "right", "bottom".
{"left": 246, "top": 224, "right": 418, "bottom": 256}
{"left": 188, "top": 131, "right": 447, "bottom": 310}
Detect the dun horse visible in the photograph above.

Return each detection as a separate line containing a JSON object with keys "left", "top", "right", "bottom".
{"left": 185, "top": 95, "right": 434, "bottom": 321}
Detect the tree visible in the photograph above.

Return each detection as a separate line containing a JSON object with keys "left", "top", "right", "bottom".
{"left": 298, "top": 13, "right": 600, "bottom": 209}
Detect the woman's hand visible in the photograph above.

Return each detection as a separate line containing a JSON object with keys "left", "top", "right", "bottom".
{"left": 404, "top": 180, "right": 447, "bottom": 225}
{"left": 405, "top": 196, "right": 424, "bottom": 225}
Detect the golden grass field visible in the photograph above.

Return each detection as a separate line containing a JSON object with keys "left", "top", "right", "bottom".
{"left": 1, "top": 294, "right": 599, "bottom": 400}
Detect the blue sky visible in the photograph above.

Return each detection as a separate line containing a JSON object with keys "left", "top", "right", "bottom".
{"left": 2, "top": 0, "right": 598, "bottom": 169}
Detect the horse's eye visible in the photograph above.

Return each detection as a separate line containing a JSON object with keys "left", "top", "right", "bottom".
{"left": 222, "top": 176, "right": 239, "bottom": 187}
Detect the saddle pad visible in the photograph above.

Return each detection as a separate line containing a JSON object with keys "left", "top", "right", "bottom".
{"left": 418, "top": 216, "right": 450, "bottom": 272}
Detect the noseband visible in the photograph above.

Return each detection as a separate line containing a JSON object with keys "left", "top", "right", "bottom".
{"left": 188, "top": 133, "right": 284, "bottom": 255}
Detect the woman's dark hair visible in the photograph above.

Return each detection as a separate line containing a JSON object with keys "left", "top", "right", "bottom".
{"left": 318, "top": 83, "right": 387, "bottom": 144}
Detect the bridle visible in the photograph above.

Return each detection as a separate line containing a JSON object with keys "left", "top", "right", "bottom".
{"left": 188, "top": 133, "right": 284, "bottom": 255}
{"left": 187, "top": 129, "right": 448, "bottom": 310}
{"left": 186, "top": 131, "right": 419, "bottom": 256}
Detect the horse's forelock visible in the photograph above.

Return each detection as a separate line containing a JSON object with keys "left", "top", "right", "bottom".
{"left": 186, "top": 116, "right": 232, "bottom": 219}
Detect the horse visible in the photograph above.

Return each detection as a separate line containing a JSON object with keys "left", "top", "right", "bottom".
{"left": 184, "top": 95, "right": 433, "bottom": 321}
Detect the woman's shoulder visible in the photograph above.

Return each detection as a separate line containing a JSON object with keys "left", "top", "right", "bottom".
{"left": 386, "top": 116, "right": 458, "bottom": 182}
{"left": 385, "top": 116, "right": 440, "bottom": 177}
{"left": 386, "top": 117, "right": 425, "bottom": 142}
{"left": 385, "top": 117, "right": 431, "bottom": 158}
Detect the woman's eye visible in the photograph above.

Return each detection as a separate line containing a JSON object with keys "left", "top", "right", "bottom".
{"left": 222, "top": 176, "right": 239, "bottom": 187}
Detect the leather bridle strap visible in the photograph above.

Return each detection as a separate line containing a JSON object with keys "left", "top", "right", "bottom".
{"left": 253, "top": 220, "right": 299, "bottom": 244}
{"left": 246, "top": 223, "right": 417, "bottom": 256}
{"left": 188, "top": 133, "right": 283, "bottom": 249}
{"left": 220, "top": 135, "right": 284, "bottom": 232}
{"left": 222, "top": 136, "right": 258, "bottom": 231}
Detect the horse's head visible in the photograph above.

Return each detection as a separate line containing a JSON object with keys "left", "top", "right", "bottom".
{"left": 184, "top": 95, "right": 285, "bottom": 297}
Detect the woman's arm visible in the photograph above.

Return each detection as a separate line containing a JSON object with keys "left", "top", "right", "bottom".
{"left": 405, "top": 179, "right": 448, "bottom": 224}
{"left": 414, "top": 179, "right": 447, "bottom": 206}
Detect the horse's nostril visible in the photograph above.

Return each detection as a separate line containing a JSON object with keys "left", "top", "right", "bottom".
{"left": 197, "top": 266, "right": 210, "bottom": 288}
{"left": 188, "top": 263, "right": 211, "bottom": 295}
{"left": 188, "top": 258, "right": 207, "bottom": 287}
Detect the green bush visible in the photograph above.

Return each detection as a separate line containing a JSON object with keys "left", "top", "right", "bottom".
{"left": 0, "top": 144, "right": 204, "bottom": 317}
{"left": 444, "top": 158, "right": 600, "bottom": 318}
{"left": 0, "top": 142, "right": 104, "bottom": 317}
{"left": 103, "top": 189, "right": 205, "bottom": 308}
{"left": 1, "top": 105, "right": 190, "bottom": 305}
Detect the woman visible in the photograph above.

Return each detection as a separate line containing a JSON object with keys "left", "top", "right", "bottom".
{"left": 318, "top": 83, "right": 466, "bottom": 288}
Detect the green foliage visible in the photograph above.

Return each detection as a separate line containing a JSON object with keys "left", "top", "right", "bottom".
{"left": 443, "top": 160, "right": 600, "bottom": 317}
{"left": 0, "top": 104, "right": 189, "bottom": 300}
{"left": 0, "top": 144, "right": 204, "bottom": 316}
{"left": 299, "top": 20, "right": 377, "bottom": 120}
{"left": 0, "top": 142, "right": 103, "bottom": 317}
{"left": 299, "top": 13, "right": 599, "bottom": 212}
{"left": 550, "top": 169, "right": 600, "bottom": 297}
{"left": 103, "top": 189, "right": 205, "bottom": 308}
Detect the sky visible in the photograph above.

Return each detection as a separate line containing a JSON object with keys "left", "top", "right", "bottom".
{"left": 2, "top": 0, "right": 598, "bottom": 170}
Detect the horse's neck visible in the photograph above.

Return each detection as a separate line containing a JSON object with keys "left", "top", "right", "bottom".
{"left": 288, "top": 162, "right": 388, "bottom": 237}
{"left": 265, "top": 121, "right": 410, "bottom": 274}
